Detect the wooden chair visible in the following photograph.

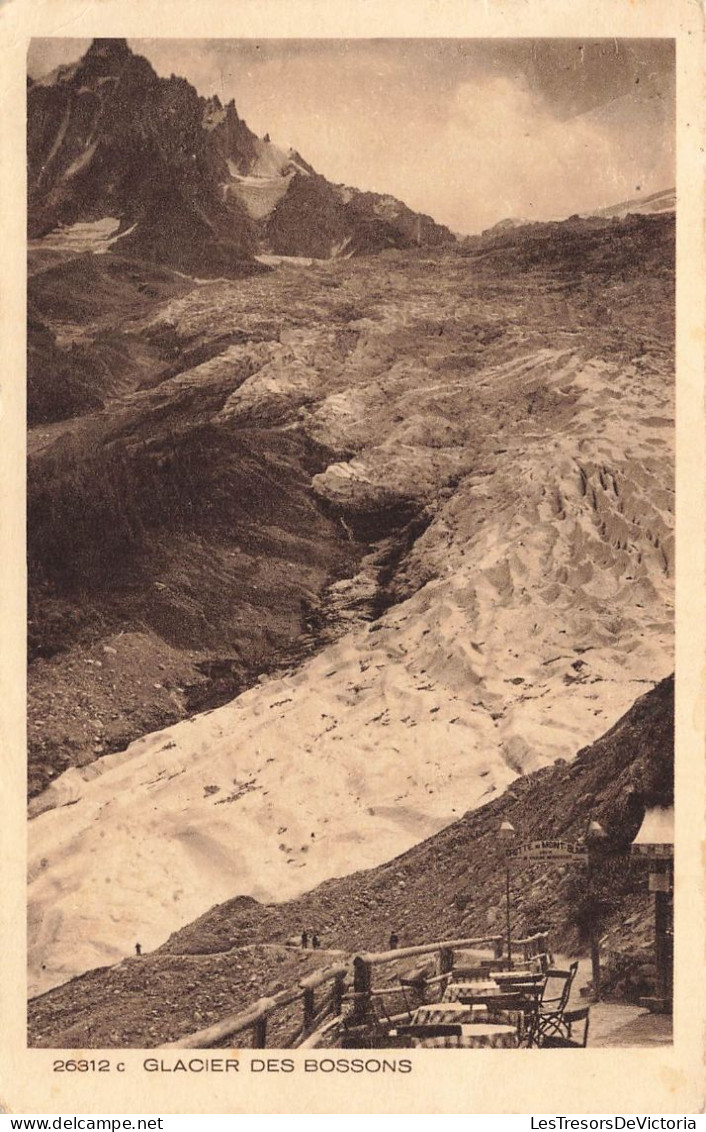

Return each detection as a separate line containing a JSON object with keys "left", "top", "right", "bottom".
{"left": 340, "top": 986, "right": 414, "bottom": 1045}
{"left": 528, "top": 961, "right": 579, "bottom": 1046}
{"left": 528, "top": 952, "right": 552, "bottom": 974}
{"left": 539, "top": 1005, "right": 590, "bottom": 1048}
{"left": 399, "top": 963, "right": 434, "bottom": 1004}
{"left": 370, "top": 986, "right": 415, "bottom": 1026}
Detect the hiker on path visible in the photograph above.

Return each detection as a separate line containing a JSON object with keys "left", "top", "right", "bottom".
{"left": 389, "top": 932, "right": 399, "bottom": 950}
{"left": 312, "top": 934, "right": 320, "bottom": 949}
{"left": 135, "top": 943, "right": 142, "bottom": 956}
{"left": 301, "top": 930, "right": 308, "bottom": 949}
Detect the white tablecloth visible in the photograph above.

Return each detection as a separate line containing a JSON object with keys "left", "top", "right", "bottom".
{"left": 411, "top": 1023, "right": 519, "bottom": 1050}
{"left": 443, "top": 980, "right": 500, "bottom": 1002}
{"left": 494, "top": 970, "right": 537, "bottom": 983}
{"left": 412, "top": 1002, "right": 479, "bottom": 1025}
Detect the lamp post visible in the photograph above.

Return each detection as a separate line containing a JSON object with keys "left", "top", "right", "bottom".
{"left": 499, "top": 820, "right": 516, "bottom": 967}
{"left": 585, "top": 818, "right": 607, "bottom": 1001}
{"left": 631, "top": 805, "right": 674, "bottom": 1013}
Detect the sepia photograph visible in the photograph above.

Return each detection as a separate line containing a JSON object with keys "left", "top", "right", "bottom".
{"left": 24, "top": 33, "right": 677, "bottom": 1055}
{"left": 2, "top": 0, "right": 703, "bottom": 1114}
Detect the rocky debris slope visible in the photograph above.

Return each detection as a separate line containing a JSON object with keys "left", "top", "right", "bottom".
{"left": 28, "top": 39, "right": 454, "bottom": 276}
{"left": 28, "top": 676, "right": 673, "bottom": 1047}
{"left": 28, "top": 219, "right": 674, "bottom": 996}
{"left": 158, "top": 676, "right": 672, "bottom": 963}
{"left": 27, "top": 254, "right": 193, "bottom": 425}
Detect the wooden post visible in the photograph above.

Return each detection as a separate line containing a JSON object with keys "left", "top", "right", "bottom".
{"left": 645, "top": 860, "right": 673, "bottom": 1012}
{"left": 585, "top": 821, "right": 608, "bottom": 1001}
{"left": 653, "top": 881, "right": 673, "bottom": 1009}
{"left": 505, "top": 861, "right": 513, "bottom": 967}
{"left": 252, "top": 1016, "right": 267, "bottom": 1049}
{"left": 493, "top": 935, "right": 504, "bottom": 959}
{"left": 439, "top": 947, "right": 454, "bottom": 977}
{"left": 352, "top": 956, "right": 372, "bottom": 1023}
{"left": 587, "top": 851, "right": 601, "bottom": 1000}
{"left": 303, "top": 987, "right": 316, "bottom": 1031}
{"left": 332, "top": 971, "right": 346, "bottom": 1016}
{"left": 438, "top": 947, "right": 454, "bottom": 995}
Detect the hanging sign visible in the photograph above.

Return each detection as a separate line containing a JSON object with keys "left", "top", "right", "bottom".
{"left": 632, "top": 843, "right": 673, "bottom": 859}
{"left": 507, "top": 839, "right": 588, "bottom": 863}
{"left": 648, "top": 871, "right": 672, "bottom": 893}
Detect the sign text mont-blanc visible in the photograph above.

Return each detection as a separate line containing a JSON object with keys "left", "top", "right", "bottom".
{"left": 508, "top": 839, "right": 589, "bottom": 863}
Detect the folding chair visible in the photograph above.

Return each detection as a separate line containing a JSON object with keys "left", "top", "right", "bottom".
{"left": 527, "top": 961, "right": 579, "bottom": 1046}
{"left": 340, "top": 986, "right": 414, "bottom": 1046}
{"left": 539, "top": 1005, "right": 590, "bottom": 1048}
{"left": 399, "top": 963, "right": 434, "bottom": 1005}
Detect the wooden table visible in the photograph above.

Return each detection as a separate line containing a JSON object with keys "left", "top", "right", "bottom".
{"left": 445, "top": 979, "right": 541, "bottom": 1046}
{"left": 494, "top": 970, "right": 539, "bottom": 983}
{"left": 443, "top": 980, "right": 501, "bottom": 1002}
{"left": 412, "top": 1002, "right": 480, "bottom": 1025}
{"left": 410, "top": 1023, "right": 519, "bottom": 1049}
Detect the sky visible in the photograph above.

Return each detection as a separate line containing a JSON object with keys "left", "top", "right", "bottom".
{"left": 28, "top": 38, "right": 675, "bottom": 234}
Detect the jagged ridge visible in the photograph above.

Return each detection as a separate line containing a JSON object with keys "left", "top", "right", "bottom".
{"left": 28, "top": 39, "right": 455, "bottom": 273}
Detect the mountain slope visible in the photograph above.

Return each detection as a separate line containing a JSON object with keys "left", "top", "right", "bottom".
{"left": 469, "top": 187, "right": 675, "bottom": 241}
{"left": 160, "top": 673, "right": 674, "bottom": 956}
{"left": 589, "top": 188, "right": 675, "bottom": 220}
{"left": 28, "top": 39, "right": 454, "bottom": 273}
{"left": 28, "top": 676, "right": 673, "bottom": 1047}
{"left": 28, "top": 217, "right": 674, "bottom": 997}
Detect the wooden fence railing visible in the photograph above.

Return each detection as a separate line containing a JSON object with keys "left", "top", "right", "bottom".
{"left": 512, "top": 931, "right": 552, "bottom": 967}
{"left": 159, "top": 931, "right": 550, "bottom": 1050}
{"left": 161, "top": 961, "right": 349, "bottom": 1050}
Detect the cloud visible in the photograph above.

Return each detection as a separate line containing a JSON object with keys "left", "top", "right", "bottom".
{"left": 406, "top": 74, "right": 674, "bottom": 231}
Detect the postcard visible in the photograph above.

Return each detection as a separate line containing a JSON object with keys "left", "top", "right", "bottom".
{"left": 2, "top": 0, "right": 704, "bottom": 1115}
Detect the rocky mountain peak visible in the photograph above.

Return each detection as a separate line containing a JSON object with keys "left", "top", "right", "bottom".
{"left": 86, "top": 36, "right": 130, "bottom": 59}
{"left": 73, "top": 37, "right": 151, "bottom": 85}
{"left": 28, "top": 39, "right": 455, "bottom": 272}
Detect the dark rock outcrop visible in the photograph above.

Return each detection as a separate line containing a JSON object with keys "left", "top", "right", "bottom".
{"left": 28, "top": 40, "right": 256, "bottom": 274}
{"left": 28, "top": 39, "right": 455, "bottom": 273}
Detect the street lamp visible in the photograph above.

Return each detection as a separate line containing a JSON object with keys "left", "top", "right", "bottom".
{"left": 585, "top": 817, "right": 607, "bottom": 1001}
{"left": 498, "top": 820, "right": 516, "bottom": 967}
{"left": 587, "top": 820, "right": 607, "bottom": 840}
